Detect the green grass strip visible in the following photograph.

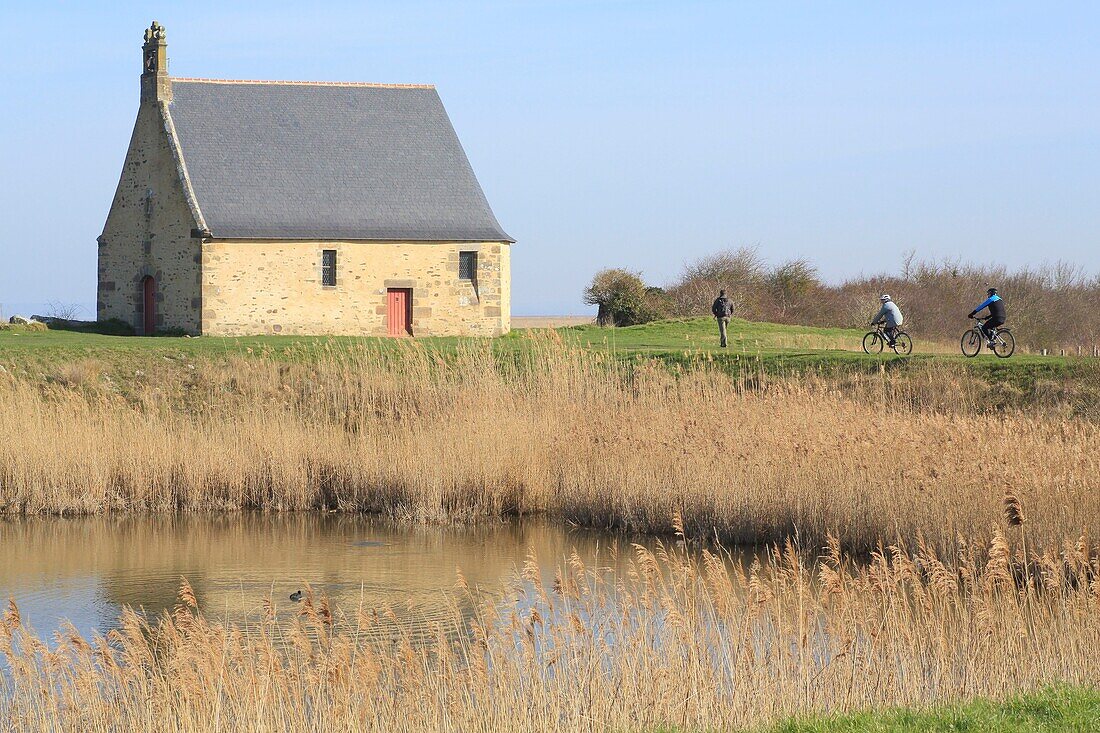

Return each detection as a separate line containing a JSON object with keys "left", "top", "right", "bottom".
{"left": 648, "top": 685, "right": 1100, "bottom": 733}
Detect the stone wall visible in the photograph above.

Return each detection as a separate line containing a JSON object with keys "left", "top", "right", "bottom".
{"left": 201, "top": 240, "right": 511, "bottom": 337}
{"left": 98, "top": 100, "right": 201, "bottom": 333}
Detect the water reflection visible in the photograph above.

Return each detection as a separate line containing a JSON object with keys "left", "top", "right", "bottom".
{"left": 0, "top": 514, "right": 644, "bottom": 641}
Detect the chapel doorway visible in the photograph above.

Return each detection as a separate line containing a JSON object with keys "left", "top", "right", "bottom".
{"left": 141, "top": 276, "right": 156, "bottom": 335}
{"left": 386, "top": 288, "right": 412, "bottom": 336}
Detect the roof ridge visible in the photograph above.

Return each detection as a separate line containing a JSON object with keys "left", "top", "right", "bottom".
{"left": 170, "top": 77, "right": 434, "bottom": 89}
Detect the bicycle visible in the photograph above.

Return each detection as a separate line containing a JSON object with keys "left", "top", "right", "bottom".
{"left": 862, "top": 322, "right": 913, "bottom": 355}
{"left": 960, "top": 316, "right": 1015, "bottom": 358}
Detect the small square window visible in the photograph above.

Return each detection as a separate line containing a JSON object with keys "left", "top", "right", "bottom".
{"left": 458, "top": 251, "right": 477, "bottom": 281}
{"left": 321, "top": 250, "right": 337, "bottom": 287}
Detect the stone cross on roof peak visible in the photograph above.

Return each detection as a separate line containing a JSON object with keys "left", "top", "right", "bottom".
{"left": 143, "top": 21, "right": 166, "bottom": 44}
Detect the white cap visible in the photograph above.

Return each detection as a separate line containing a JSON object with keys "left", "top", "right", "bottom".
{"left": 880, "top": 294, "right": 891, "bottom": 301}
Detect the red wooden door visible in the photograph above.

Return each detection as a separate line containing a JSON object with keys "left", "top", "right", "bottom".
{"left": 387, "top": 289, "right": 412, "bottom": 336}
{"left": 142, "top": 276, "right": 156, "bottom": 335}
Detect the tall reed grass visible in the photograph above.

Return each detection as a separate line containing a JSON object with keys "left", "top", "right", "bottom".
{"left": 1, "top": 534, "right": 1097, "bottom": 732}
{"left": 1, "top": 336, "right": 1098, "bottom": 553}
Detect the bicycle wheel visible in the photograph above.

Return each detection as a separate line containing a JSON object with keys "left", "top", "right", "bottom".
{"left": 960, "top": 329, "right": 982, "bottom": 357}
{"left": 863, "top": 332, "right": 884, "bottom": 354}
{"left": 992, "top": 329, "right": 1015, "bottom": 358}
{"left": 893, "top": 332, "right": 913, "bottom": 356}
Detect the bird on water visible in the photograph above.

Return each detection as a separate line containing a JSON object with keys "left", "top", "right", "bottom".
{"left": 289, "top": 590, "right": 304, "bottom": 602}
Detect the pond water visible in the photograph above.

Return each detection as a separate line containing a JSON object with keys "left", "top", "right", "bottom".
{"left": 0, "top": 514, "right": 659, "bottom": 641}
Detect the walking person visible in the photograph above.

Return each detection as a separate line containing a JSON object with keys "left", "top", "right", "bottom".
{"left": 712, "top": 290, "right": 734, "bottom": 347}
{"left": 871, "top": 294, "right": 904, "bottom": 346}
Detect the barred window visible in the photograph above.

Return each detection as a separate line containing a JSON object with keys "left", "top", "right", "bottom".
{"left": 321, "top": 250, "right": 337, "bottom": 287}
{"left": 458, "top": 251, "right": 477, "bottom": 281}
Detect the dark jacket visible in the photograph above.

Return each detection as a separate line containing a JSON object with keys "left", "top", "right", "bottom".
{"left": 969, "top": 294, "right": 1005, "bottom": 322}
{"left": 712, "top": 297, "right": 733, "bottom": 319}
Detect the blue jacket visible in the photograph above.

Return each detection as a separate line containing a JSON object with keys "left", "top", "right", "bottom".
{"left": 970, "top": 294, "right": 1005, "bottom": 321}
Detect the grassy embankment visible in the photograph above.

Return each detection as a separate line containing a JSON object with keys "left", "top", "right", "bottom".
{"left": 1, "top": 318, "right": 1099, "bottom": 553}
{"left": 3, "top": 316, "right": 1098, "bottom": 406}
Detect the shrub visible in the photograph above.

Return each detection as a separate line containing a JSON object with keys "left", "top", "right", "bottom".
{"left": 152, "top": 327, "right": 190, "bottom": 337}
{"left": 766, "top": 258, "right": 821, "bottom": 318}
{"left": 666, "top": 247, "right": 766, "bottom": 317}
{"left": 643, "top": 286, "right": 674, "bottom": 321}
{"left": 44, "top": 318, "right": 136, "bottom": 336}
{"left": 583, "top": 269, "right": 665, "bottom": 326}
{"left": 94, "top": 318, "right": 137, "bottom": 336}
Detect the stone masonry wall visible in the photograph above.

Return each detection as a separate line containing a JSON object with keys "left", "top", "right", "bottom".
{"left": 98, "top": 101, "right": 201, "bottom": 333}
{"left": 201, "top": 241, "right": 511, "bottom": 337}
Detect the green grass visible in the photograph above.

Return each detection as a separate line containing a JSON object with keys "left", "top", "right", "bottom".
{"left": 0, "top": 324, "right": 471, "bottom": 356}
{"left": 557, "top": 320, "right": 1100, "bottom": 406}
{"left": 0, "top": 315, "right": 1060, "bottom": 358}
{"left": 648, "top": 686, "right": 1100, "bottom": 732}
{"left": 1, "top": 317, "right": 1095, "bottom": 391}
{"left": 560, "top": 317, "right": 861, "bottom": 353}
{"left": 756, "top": 685, "right": 1100, "bottom": 733}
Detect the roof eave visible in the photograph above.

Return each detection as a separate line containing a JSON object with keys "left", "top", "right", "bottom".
{"left": 201, "top": 234, "right": 516, "bottom": 244}
{"left": 159, "top": 102, "right": 208, "bottom": 231}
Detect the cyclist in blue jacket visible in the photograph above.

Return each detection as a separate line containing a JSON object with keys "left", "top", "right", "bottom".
{"left": 968, "top": 287, "right": 1006, "bottom": 345}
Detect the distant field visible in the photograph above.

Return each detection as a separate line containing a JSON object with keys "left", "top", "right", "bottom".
{"left": 512, "top": 315, "right": 594, "bottom": 328}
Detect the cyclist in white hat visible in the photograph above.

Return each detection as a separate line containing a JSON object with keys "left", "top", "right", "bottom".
{"left": 871, "top": 294, "right": 904, "bottom": 347}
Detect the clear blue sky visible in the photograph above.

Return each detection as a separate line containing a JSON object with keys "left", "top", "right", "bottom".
{"left": 2, "top": 1, "right": 1099, "bottom": 318}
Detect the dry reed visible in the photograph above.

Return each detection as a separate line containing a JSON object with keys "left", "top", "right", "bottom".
{"left": 1, "top": 336, "right": 1098, "bottom": 554}
{"left": 0, "top": 535, "right": 1097, "bottom": 732}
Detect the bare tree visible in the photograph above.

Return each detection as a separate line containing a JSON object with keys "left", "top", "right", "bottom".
{"left": 667, "top": 247, "right": 766, "bottom": 317}
{"left": 45, "top": 301, "right": 84, "bottom": 321}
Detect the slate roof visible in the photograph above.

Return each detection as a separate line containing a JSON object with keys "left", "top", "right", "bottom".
{"left": 167, "top": 79, "right": 512, "bottom": 242}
